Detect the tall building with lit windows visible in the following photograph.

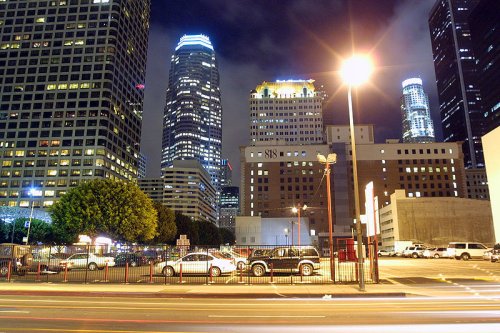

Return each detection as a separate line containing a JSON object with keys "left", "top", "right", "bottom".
{"left": 161, "top": 34, "right": 222, "bottom": 188}
{"left": 401, "top": 78, "right": 435, "bottom": 143}
{"left": 429, "top": 0, "right": 484, "bottom": 168}
{"left": 249, "top": 80, "right": 325, "bottom": 146}
{"left": 0, "top": 0, "right": 150, "bottom": 208}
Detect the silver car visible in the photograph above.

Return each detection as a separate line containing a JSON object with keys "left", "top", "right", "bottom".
{"left": 423, "top": 247, "right": 448, "bottom": 259}
{"left": 155, "top": 252, "right": 236, "bottom": 277}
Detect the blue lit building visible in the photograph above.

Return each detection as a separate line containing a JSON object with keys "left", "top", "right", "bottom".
{"left": 401, "top": 78, "right": 435, "bottom": 143}
{"left": 161, "top": 35, "right": 223, "bottom": 188}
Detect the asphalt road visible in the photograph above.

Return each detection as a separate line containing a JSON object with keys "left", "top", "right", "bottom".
{"left": 0, "top": 292, "right": 500, "bottom": 332}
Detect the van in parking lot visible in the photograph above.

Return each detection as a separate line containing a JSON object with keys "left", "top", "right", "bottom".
{"left": 447, "top": 242, "right": 491, "bottom": 260}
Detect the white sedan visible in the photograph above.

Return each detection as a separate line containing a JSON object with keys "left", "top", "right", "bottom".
{"left": 59, "top": 253, "right": 115, "bottom": 271}
{"left": 155, "top": 252, "right": 236, "bottom": 277}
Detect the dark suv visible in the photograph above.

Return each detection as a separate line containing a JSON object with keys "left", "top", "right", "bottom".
{"left": 248, "top": 246, "right": 320, "bottom": 277}
{"left": 115, "top": 253, "right": 148, "bottom": 267}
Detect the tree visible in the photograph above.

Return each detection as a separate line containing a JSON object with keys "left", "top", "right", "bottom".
{"left": 219, "top": 228, "right": 236, "bottom": 245}
{"left": 0, "top": 218, "right": 52, "bottom": 244}
{"left": 174, "top": 212, "right": 199, "bottom": 245}
{"left": 152, "top": 202, "right": 177, "bottom": 244}
{"left": 49, "top": 179, "right": 157, "bottom": 244}
{"left": 198, "top": 220, "right": 222, "bottom": 245}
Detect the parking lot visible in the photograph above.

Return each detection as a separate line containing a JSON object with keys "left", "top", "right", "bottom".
{"left": 3, "top": 256, "right": 500, "bottom": 285}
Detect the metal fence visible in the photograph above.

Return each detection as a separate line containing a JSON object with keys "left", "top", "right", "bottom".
{"left": 0, "top": 244, "right": 378, "bottom": 285}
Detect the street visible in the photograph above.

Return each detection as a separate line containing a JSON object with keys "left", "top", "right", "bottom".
{"left": 0, "top": 291, "right": 500, "bottom": 332}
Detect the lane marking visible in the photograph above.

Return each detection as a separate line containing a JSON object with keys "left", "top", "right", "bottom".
{"left": 208, "top": 315, "right": 325, "bottom": 318}
{"left": 0, "top": 310, "right": 30, "bottom": 313}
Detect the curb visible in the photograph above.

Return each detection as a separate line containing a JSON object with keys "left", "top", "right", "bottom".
{"left": 0, "top": 289, "right": 408, "bottom": 299}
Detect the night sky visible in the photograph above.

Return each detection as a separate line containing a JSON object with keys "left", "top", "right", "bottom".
{"left": 142, "top": 0, "right": 440, "bottom": 182}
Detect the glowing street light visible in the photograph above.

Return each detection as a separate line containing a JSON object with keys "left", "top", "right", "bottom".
{"left": 340, "top": 54, "right": 373, "bottom": 291}
{"left": 292, "top": 204, "right": 307, "bottom": 247}
{"left": 25, "top": 187, "right": 39, "bottom": 245}
{"left": 317, "top": 153, "right": 337, "bottom": 282}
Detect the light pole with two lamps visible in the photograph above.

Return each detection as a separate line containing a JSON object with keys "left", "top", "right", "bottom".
{"left": 340, "top": 55, "right": 373, "bottom": 291}
{"left": 317, "top": 153, "right": 337, "bottom": 282}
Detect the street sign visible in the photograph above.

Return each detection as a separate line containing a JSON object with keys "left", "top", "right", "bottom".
{"left": 24, "top": 221, "right": 30, "bottom": 228}
{"left": 22, "top": 237, "right": 28, "bottom": 243}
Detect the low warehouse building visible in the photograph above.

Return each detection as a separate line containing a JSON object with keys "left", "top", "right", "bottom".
{"left": 380, "top": 190, "right": 494, "bottom": 251}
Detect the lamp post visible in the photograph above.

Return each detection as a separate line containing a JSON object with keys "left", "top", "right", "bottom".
{"left": 340, "top": 55, "right": 373, "bottom": 292}
{"left": 25, "top": 187, "right": 37, "bottom": 245}
{"left": 284, "top": 228, "right": 289, "bottom": 246}
{"left": 317, "top": 153, "right": 337, "bottom": 282}
{"left": 292, "top": 204, "right": 307, "bottom": 247}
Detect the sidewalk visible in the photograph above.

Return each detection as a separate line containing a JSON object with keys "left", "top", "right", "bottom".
{"left": 0, "top": 281, "right": 426, "bottom": 298}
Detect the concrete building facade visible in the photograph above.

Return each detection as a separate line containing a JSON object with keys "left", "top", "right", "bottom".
{"left": 483, "top": 127, "right": 500, "bottom": 243}
{"left": 138, "top": 160, "right": 217, "bottom": 223}
{"left": 379, "top": 190, "right": 494, "bottom": 251}
{"left": 240, "top": 144, "right": 332, "bottom": 235}
{"left": 249, "top": 80, "right": 325, "bottom": 146}
{"left": 0, "top": 0, "right": 150, "bottom": 208}
{"left": 400, "top": 78, "right": 435, "bottom": 143}
{"left": 235, "top": 216, "right": 312, "bottom": 246}
{"left": 465, "top": 168, "right": 489, "bottom": 200}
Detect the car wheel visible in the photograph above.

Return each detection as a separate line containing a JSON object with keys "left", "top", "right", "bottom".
{"left": 300, "top": 263, "right": 313, "bottom": 276}
{"left": 237, "top": 261, "right": 245, "bottom": 270}
{"left": 0, "top": 265, "right": 9, "bottom": 277}
{"left": 461, "top": 253, "right": 470, "bottom": 261}
{"left": 434, "top": 254, "right": 440, "bottom": 259}
{"left": 130, "top": 261, "right": 138, "bottom": 267}
{"left": 17, "top": 269, "right": 26, "bottom": 276}
{"left": 378, "top": 253, "right": 382, "bottom": 257}
{"left": 412, "top": 253, "right": 419, "bottom": 259}
{"left": 252, "top": 264, "right": 266, "bottom": 277}
{"left": 88, "top": 262, "right": 98, "bottom": 271}
{"left": 40, "top": 265, "right": 48, "bottom": 272}
{"left": 163, "top": 266, "right": 174, "bottom": 277}
{"left": 210, "top": 266, "right": 221, "bottom": 277}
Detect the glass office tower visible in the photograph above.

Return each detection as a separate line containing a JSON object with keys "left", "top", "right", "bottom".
{"left": 429, "top": 0, "right": 484, "bottom": 168}
{"left": 161, "top": 34, "right": 222, "bottom": 188}
{"left": 401, "top": 78, "right": 435, "bottom": 143}
{"left": 0, "top": 0, "right": 150, "bottom": 208}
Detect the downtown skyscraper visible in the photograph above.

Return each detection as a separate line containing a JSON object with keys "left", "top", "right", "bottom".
{"left": 0, "top": 0, "right": 150, "bottom": 208}
{"left": 161, "top": 35, "right": 222, "bottom": 188}
{"left": 401, "top": 78, "right": 435, "bottom": 143}
{"left": 429, "top": 0, "right": 484, "bottom": 168}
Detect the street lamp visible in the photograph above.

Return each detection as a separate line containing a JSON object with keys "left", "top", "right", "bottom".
{"left": 25, "top": 187, "right": 38, "bottom": 245}
{"left": 340, "top": 54, "right": 373, "bottom": 292}
{"left": 317, "top": 153, "right": 337, "bottom": 282}
{"left": 284, "top": 228, "right": 289, "bottom": 246}
{"left": 292, "top": 204, "right": 307, "bottom": 247}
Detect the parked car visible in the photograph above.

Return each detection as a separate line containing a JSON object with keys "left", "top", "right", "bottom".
{"left": 423, "top": 247, "right": 448, "bottom": 259}
{"left": 447, "top": 242, "right": 492, "bottom": 260}
{"left": 377, "top": 249, "right": 395, "bottom": 257}
{"left": 490, "top": 249, "right": 499, "bottom": 263}
{"left": 247, "top": 246, "right": 320, "bottom": 277}
{"left": 403, "top": 246, "right": 427, "bottom": 258}
{"left": 483, "top": 250, "right": 493, "bottom": 261}
{"left": 0, "top": 243, "right": 33, "bottom": 276}
{"left": 155, "top": 252, "right": 236, "bottom": 277}
{"left": 114, "top": 253, "right": 148, "bottom": 267}
{"left": 59, "top": 253, "right": 115, "bottom": 271}
{"left": 212, "top": 251, "right": 247, "bottom": 270}
{"left": 135, "top": 250, "right": 165, "bottom": 264}
{"left": 31, "top": 253, "right": 64, "bottom": 272}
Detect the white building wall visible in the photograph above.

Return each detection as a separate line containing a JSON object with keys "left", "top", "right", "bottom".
{"left": 483, "top": 127, "right": 500, "bottom": 243}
